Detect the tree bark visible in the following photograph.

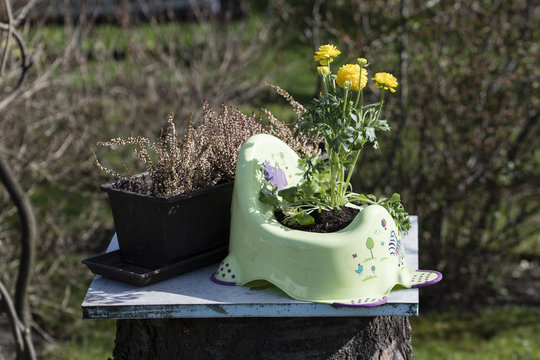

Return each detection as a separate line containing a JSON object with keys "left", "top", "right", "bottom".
{"left": 113, "top": 316, "right": 414, "bottom": 360}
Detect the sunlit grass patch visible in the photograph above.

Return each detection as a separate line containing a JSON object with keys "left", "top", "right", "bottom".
{"left": 412, "top": 306, "right": 540, "bottom": 360}
{"left": 41, "top": 319, "right": 115, "bottom": 360}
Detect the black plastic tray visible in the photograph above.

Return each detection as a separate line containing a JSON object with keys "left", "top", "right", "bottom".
{"left": 82, "top": 246, "right": 228, "bottom": 286}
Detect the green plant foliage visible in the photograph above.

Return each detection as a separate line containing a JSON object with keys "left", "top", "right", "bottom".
{"left": 259, "top": 161, "right": 334, "bottom": 226}
{"left": 260, "top": 159, "right": 411, "bottom": 233}
{"left": 348, "top": 193, "right": 411, "bottom": 234}
{"left": 295, "top": 50, "right": 395, "bottom": 208}
{"left": 260, "top": 45, "right": 410, "bottom": 232}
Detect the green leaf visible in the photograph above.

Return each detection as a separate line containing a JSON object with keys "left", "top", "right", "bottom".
{"left": 355, "top": 193, "right": 370, "bottom": 203}
{"left": 259, "top": 188, "right": 280, "bottom": 207}
{"left": 389, "top": 193, "right": 401, "bottom": 203}
{"left": 297, "top": 213, "right": 315, "bottom": 225}
{"left": 278, "top": 186, "right": 298, "bottom": 201}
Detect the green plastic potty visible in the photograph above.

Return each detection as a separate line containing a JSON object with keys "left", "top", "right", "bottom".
{"left": 212, "top": 134, "right": 442, "bottom": 307}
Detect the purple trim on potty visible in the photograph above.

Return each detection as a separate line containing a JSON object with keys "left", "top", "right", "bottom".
{"left": 333, "top": 296, "right": 388, "bottom": 308}
{"left": 210, "top": 275, "right": 237, "bottom": 286}
{"left": 411, "top": 270, "right": 443, "bottom": 288}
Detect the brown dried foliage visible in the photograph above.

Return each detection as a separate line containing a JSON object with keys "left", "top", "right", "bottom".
{"left": 95, "top": 100, "right": 319, "bottom": 198}
{"left": 204, "top": 99, "right": 319, "bottom": 182}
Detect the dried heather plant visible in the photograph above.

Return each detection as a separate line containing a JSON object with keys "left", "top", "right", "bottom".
{"left": 203, "top": 100, "right": 320, "bottom": 182}
{"left": 204, "top": 102, "right": 266, "bottom": 182}
{"left": 261, "top": 83, "right": 320, "bottom": 155}
{"left": 93, "top": 134, "right": 156, "bottom": 192}
{"left": 264, "top": 82, "right": 306, "bottom": 122}
{"left": 95, "top": 114, "right": 186, "bottom": 198}
{"left": 151, "top": 114, "right": 183, "bottom": 197}
{"left": 95, "top": 100, "right": 320, "bottom": 198}
{"left": 179, "top": 115, "right": 217, "bottom": 191}
{"left": 261, "top": 107, "right": 320, "bottom": 156}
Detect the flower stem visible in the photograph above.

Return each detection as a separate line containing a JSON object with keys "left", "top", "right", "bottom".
{"left": 354, "top": 68, "right": 363, "bottom": 107}
{"left": 321, "top": 75, "right": 328, "bottom": 94}
{"left": 341, "top": 150, "right": 347, "bottom": 202}
{"left": 345, "top": 149, "right": 361, "bottom": 186}
{"left": 375, "top": 89, "right": 385, "bottom": 124}
{"left": 359, "top": 89, "right": 364, "bottom": 119}
{"left": 329, "top": 150, "right": 338, "bottom": 207}
{"left": 343, "top": 88, "right": 349, "bottom": 118}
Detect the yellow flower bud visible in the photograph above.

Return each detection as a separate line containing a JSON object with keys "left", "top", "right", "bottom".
{"left": 318, "top": 58, "right": 333, "bottom": 66}
{"left": 357, "top": 58, "right": 368, "bottom": 67}
{"left": 317, "top": 66, "right": 330, "bottom": 76}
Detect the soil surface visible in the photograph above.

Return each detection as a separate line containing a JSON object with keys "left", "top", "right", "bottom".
{"left": 110, "top": 176, "right": 154, "bottom": 196}
{"left": 275, "top": 206, "right": 359, "bottom": 233}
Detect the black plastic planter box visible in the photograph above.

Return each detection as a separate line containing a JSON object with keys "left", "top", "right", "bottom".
{"left": 101, "top": 175, "right": 234, "bottom": 270}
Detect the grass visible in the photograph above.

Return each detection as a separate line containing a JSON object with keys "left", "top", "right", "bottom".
{"left": 411, "top": 306, "right": 540, "bottom": 360}
{"left": 36, "top": 252, "right": 116, "bottom": 360}
{"left": 41, "top": 319, "right": 115, "bottom": 360}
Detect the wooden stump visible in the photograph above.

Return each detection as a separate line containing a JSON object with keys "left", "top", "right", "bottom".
{"left": 113, "top": 316, "right": 414, "bottom": 360}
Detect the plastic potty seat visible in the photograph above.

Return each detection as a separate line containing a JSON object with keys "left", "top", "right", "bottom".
{"left": 212, "top": 134, "right": 442, "bottom": 307}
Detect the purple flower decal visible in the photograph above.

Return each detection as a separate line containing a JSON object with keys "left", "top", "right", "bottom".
{"left": 264, "top": 161, "right": 288, "bottom": 191}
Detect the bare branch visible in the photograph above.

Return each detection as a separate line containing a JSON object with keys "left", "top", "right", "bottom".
{"left": 0, "top": 0, "right": 13, "bottom": 74}
{"left": 12, "top": 0, "right": 38, "bottom": 27}
{"left": 0, "top": 280, "right": 25, "bottom": 357}
{"left": 0, "top": 21, "right": 31, "bottom": 112}
{"left": 0, "top": 1, "right": 37, "bottom": 358}
{"left": 0, "top": 149, "right": 37, "bottom": 360}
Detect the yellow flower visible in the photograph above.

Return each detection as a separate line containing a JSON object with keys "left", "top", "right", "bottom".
{"left": 317, "top": 66, "right": 330, "bottom": 75}
{"left": 336, "top": 64, "right": 368, "bottom": 92}
{"left": 372, "top": 72, "right": 398, "bottom": 93}
{"left": 314, "top": 44, "right": 341, "bottom": 65}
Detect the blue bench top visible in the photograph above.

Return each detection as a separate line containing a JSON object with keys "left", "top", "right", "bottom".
{"left": 82, "top": 217, "right": 420, "bottom": 319}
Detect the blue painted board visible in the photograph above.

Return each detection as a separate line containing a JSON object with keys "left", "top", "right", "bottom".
{"left": 82, "top": 217, "right": 420, "bottom": 319}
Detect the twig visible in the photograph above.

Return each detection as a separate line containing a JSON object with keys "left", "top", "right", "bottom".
{"left": 0, "top": 280, "right": 25, "bottom": 355}
{"left": 12, "top": 0, "right": 37, "bottom": 27}
{"left": 0, "top": 0, "right": 13, "bottom": 75}
{"left": 0, "top": 21, "right": 31, "bottom": 112}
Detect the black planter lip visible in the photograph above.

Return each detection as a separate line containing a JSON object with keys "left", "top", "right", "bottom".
{"left": 100, "top": 172, "right": 234, "bottom": 203}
